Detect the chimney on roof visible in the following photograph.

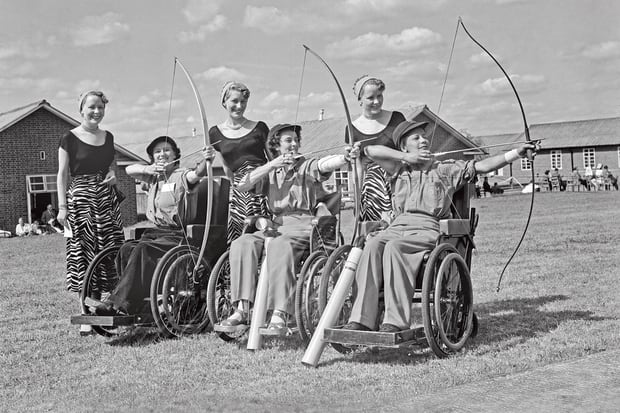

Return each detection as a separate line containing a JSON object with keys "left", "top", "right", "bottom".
{"left": 319, "top": 108, "right": 324, "bottom": 121}
{"left": 192, "top": 127, "right": 196, "bottom": 136}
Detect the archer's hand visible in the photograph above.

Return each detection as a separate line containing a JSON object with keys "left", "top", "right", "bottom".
{"left": 403, "top": 149, "right": 432, "bottom": 165}
{"left": 344, "top": 142, "right": 361, "bottom": 162}
{"left": 270, "top": 153, "right": 295, "bottom": 169}
{"left": 517, "top": 141, "right": 540, "bottom": 158}
{"left": 144, "top": 162, "right": 166, "bottom": 176}
{"left": 202, "top": 145, "right": 216, "bottom": 162}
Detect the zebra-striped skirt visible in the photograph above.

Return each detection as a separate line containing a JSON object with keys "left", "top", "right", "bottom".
{"left": 228, "top": 161, "right": 270, "bottom": 244}
{"left": 360, "top": 162, "right": 393, "bottom": 222}
{"left": 65, "top": 173, "right": 124, "bottom": 293}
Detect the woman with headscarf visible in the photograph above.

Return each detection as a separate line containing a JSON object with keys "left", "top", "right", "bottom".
{"left": 56, "top": 90, "right": 124, "bottom": 335}
{"left": 209, "top": 82, "right": 271, "bottom": 243}
{"left": 347, "top": 75, "right": 406, "bottom": 222}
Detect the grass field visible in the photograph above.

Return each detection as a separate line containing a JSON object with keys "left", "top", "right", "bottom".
{"left": 1, "top": 191, "right": 619, "bottom": 412}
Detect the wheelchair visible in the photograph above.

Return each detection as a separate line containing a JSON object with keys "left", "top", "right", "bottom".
{"left": 312, "top": 184, "right": 479, "bottom": 359}
{"left": 71, "top": 177, "right": 230, "bottom": 338}
{"left": 207, "top": 192, "right": 342, "bottom": 344}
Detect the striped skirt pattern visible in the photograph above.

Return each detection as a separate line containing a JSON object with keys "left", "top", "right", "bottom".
{"left": 65, "top": 173, "right": 124, "bottom": 292}
{"left": 360, "top": 162, "right": 393, "bottom": 222}
{"left": 228, "top": 161, "right": 270, "bottom": 243}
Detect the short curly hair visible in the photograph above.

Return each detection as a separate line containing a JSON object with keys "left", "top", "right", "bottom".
{"left": 79, "top": 90, "right": 108, "bottom": 112}
{"left": 268, "top": 125, "right": 301, "bottom": 157}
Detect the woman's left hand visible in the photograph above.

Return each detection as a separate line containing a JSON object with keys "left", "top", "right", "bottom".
{"left": 345, "top": 142, "right": 361, "bottom": 161}
{"left": 102, "top": 170, "right": 117, "bottom": 186}
{"left": 517, "top": 141, "right": 541, "bottom": 158}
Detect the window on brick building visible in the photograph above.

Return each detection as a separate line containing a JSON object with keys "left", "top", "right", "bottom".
{"left": 27, "top": 175, "right": 57, "bottom": 192}
{"left": 551, "top": 150, "right": 562, "bottom": 170}
{"left": 583, "top": 148, "right": 595, "bottom": 168}
{"left": 520, "top": 158, "right": 532, "bottom": 171}
{"left": 39, "top": 151, "right": 46, "bottom": 160}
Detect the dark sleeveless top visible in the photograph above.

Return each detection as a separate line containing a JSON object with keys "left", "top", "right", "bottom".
{"left": 209, "top": 121, "right": 269, "bottom": 172}
{"left": 345, "top": 111, "right": 406, "bottom": 155}
{"left": 59, "top": 131, "right": 115, "bottom": 175}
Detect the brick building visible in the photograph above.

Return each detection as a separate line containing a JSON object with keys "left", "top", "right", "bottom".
{"left": 476, "top": 116, "right": 620, "bottom": 188}
{"left": 0, "top": 100, "right": 146, "bottom": 234}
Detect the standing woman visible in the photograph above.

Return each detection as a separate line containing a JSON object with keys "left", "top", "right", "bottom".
{"left": 348, "top": 75, "right": 406, "bottom": 222}
{"left": 209, "top": 82, "right": 271, "bottom": 243}
{"left": 57, "top": 91, "right": 124, "bottom": 335}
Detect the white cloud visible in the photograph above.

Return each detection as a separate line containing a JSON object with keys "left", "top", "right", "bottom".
{"left": 259, "top": 91, "right": 299, "bottom": 108}
{"left": 70, "top": 12, "right": 130, "bottom": 47}
{"left": 581, "top": 41, "right": 620, "bottom": 60}
{"left": 197, "top": 66, "right": 246, "bottom": 82}
{"left": 325, "top": 27, "right": 442, "bottom": 59}
{"left": 0, "top": 41, "right": 50, "bottom": 60}
{"left": 384, "top": 59, "right": 444, "bottom": 80}
{"left": 178, "top": 15, "right": 228, "bottom": 43}
{"left": 468, "top": 52, "right": 505, "bottom": 67}
{"left": 182, "top": 0, "right": 222, "bottom": 24}
{"left": 478, "top": 74, "right": 545, "bottom": 96}
{"left": 243, "top": 6, "right": 293, "bottom": 34}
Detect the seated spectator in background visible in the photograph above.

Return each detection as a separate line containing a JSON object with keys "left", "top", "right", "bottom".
{"left": 41, "top": 204, "right": 63, "bottom": 233}
{"left": 473, "top": 176, "right": 481, "bottom": 198}
{"left": 482, "top": 176, "right": 491, "bottom": 196}
{"left": 15, "top": 217, "right": 30, "bottom": 236}
{"left": 571, "top": 167, "right": 588, "bottom": 189}
{"left": 30, "top": 221, "right": 43, "bottom": 235}
{"left": 491, "top": 182, "right": 504, "bottom": 195}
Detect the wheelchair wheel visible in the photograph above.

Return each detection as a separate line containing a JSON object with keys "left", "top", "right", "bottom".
{"left": 295, "top": 251, "right": 327, "bottom": 343}
{"left": 81, "top": 245, "right": 122, "bottom": 337}
{"left": 318, "top": 244, "right": 357, "bottom": 354}
{"left": 158, "top": 246, "right": 212, "bottom": 337}
{"left": 434, "top": 252, "right": 474, "bottom": 351}
{"left": 150, "top": 245, "right": 207, "bottom": 338}
{"left": 421, "top": 244, "right": 474, "bottom": 357}
{"left": 207, "top": 251, "right": 246, "bottom": 342}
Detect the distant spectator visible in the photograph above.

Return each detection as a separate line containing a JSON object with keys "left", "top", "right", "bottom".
{"left": 41, "top": 204, "right": 63, "bottom": 234}
{"left": 542, "top": 170, "right": 552, "bottom": 191}
{"left": 551, "top": 168, "right": 566, "bottom": 191}
{"left": 30, "top": 221, "right": 43, "bottom": 235}
{"left": 491, "top": 182, "right": 504, "bottom": 195}
{"left": 15, "top": 217, "right": 30, "bottom": 237}
{"left": 473, "top": 176, "right": 481, "bottom": 198}
{"left": 571, "top": 167, "right": 588, "bottom": 189}
{"left": 482, "top": 177, "right": 491, "bottom": 197}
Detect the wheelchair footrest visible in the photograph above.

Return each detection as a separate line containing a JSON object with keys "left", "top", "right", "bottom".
{"left": 70, "top": 313, "right": 153, "bottom": 326}
{"left": 324, "top": 326, "right": 425, "bottom": 347}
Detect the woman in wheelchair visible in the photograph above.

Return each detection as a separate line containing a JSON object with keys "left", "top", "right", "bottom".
{"left": 344, "top": 120, "right": 539, "bottom": 333}
{"left": 219, "top": 123, "right": 359, "bottom": 332}
{"left": 95, "top": 135, "right": 214, "bottom": 316}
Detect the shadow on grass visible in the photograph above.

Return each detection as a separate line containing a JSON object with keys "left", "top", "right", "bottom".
{"left": 104, "top": 327, "right": 164, "bottom": 347}
{"left": 320, "top": 294, "right": 610, "bottom": 367}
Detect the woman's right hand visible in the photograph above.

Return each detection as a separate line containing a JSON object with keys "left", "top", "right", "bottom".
{"left": 269, "top": 153, "right": 295, "bottom": 169}
{"left": 144, "top": 162, "right": 166, "bottom": 176}
{"left": 57, "top": 209, "right": 67, "bottom": 227}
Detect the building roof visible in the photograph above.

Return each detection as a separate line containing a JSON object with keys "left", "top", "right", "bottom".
{"left": 516, "top": 117, "right": 620, "bottom": 149}
{"left": 297, "top": 105, "right": 484, "bottom": 157}
{"left": 473, "top": 132, "right": 522, "bottom": 156}
{"left": 0, "top": 100, "right": 145, "bottom": 163}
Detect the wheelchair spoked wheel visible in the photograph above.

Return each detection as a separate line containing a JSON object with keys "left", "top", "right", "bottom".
{"left": 207, "top": 251, "right": 246, "bottom": 342}
{"left": 150, "top": 245, "right": 203, "bottom": 338}
{"left": 421, "top": 243, "right": 474, "bottom": 358}
{"left": 433, "top": 253, "right": 474, "bottom": 351}
{"left": 295, "top": 251, "right": 327, "bottom": 343}
{"left": 318, "top": 244, "right": 358, "bottom": 354}
{"left": 158, "top": 247, "right": 212, "bottom": 338}
{"left": 81, "top": 245, "right": 122, "bottom": 337}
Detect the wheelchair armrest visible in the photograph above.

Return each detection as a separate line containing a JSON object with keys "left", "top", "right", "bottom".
{"left": 311, "top": 215, "right": 337, "bottom": 227}
{"left": 359, "top": 220, "right": 388, "bottom": 237}
{"left": 126, "top": 226, "right": 150, "bottom": 240}
{"left": 439, "top": 219, "right": 471, "bottom": 236}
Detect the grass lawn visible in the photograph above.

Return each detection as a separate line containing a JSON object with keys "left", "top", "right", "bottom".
{"left": 1, "top": 191, "right": 619, "bottom": 412}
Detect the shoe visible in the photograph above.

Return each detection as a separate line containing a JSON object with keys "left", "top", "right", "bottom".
{"left": 342, "top": 321, "right": 371, "bottom": 331}
{"left": 220, "top": 309, "right": 248, "bottom": 327}
{"left": 379, "top": 323, "right": 401, "bottom": 333}
{"left": 79, "top": 325, "right": 94, "bottom": 336}
{"left": 266, "top": 311, "right": 289, "bottom": 335}
{"left": 94, "top": 301, "right": 124, "bottom": 316}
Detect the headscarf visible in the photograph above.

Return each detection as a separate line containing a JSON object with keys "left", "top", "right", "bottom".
{"left": 352, "top": 75, "right": 380, "bottom": 100}
{"left": 220, "top": 81, "right": 250, "bottom": 107}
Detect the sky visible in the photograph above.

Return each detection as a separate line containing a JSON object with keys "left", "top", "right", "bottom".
{"left": 1, "top": 0, "right": 619, "bottom": 156}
